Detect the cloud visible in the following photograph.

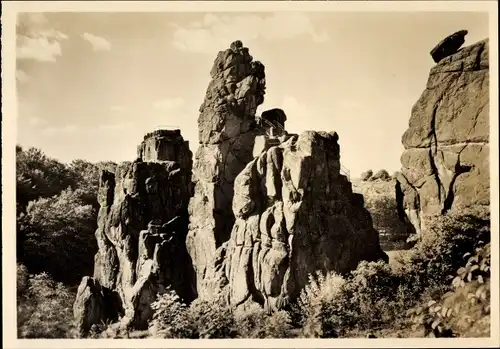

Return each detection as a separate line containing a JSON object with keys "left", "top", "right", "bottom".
{"left": 16, "top": 69, "right": 31, "bottom": 84}
{"left": 110, "top": 105, "right": 128, "bottom": 113}
{"left": 81, "top": 32, "right": 112, "bottom": 51}
{"left": 171, "top": 12, "right": 329, "bottom": 54}
{"left": 98, "top": 121, "right": 134, "bottom": 131}
{"left": 41, "top": 124, "right": 77, "bottom": 136}
{"left": 153, "top": 97, "right": 185, "bottom": 112}
{"left": 16, "top": 13, "right": 68, "bottom": 62}
{"left": 28, "top": 116, "right": 47, "bottom": 127}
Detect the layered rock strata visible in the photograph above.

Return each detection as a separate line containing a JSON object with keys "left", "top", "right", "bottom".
{"left": 396, "top": 36, "right": 489, "bottom": 234}
{"left": 187, "top": 41, "right": 268, "bottom": 292}
{"left": 203, "top": 131, "right": 388, "bottom": 310}
{"left": 74, "top": 132, "right": 195, "bottom": 336}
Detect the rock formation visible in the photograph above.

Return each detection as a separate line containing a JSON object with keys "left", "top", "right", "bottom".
{"left": 74, "top": 40, "right": 391, "bottom": 335}
{"left": 187, "top": 40, "right": 268, "bottom": 292}
{"left": 396, "top": 35, "right": 489, "bottom": 234}
{"left": 74, "top": 131, "right": 195, "bottom": 336}
{"left": 137, "top": 129, "right": 192, "bottom": 170}
{"left": 430, "top": 30, "right": 468, "bottom": 63}
{"left": 202, "top": 131, "right": 388, "bottom": 310}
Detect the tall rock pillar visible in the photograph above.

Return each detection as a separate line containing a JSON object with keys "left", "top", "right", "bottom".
{"left": 187, "top": 41, "right": 267, "bottom": 292}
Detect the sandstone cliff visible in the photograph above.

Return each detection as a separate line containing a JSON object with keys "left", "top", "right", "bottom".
{"left": 202, "top": 131, "right": 388, "bottom": 310}
{"left": 396, "top": 35, "right": 489, "bottom": 234}
{"left": 74, "top": 131, "right": 195, "bottom": 336}
{"left": 187, "top": 41, "right": 268, "bottom": 291}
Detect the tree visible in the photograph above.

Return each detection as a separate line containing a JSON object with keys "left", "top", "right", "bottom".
{"left": 18, "top": 188, "right": 98, "bottom": 284}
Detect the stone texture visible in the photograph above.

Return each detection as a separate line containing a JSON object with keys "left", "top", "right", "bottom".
{"left": 396, "top": 37, "right": 489, "bottom": 234}
{"left": 187, "top": 41, "right": 268, "bottom": 292}
{"left": 137, "top": 129, "right": 192, "bottom": 170}
{"left": 74, "top": 132, "right": 195, "bottom": 335}
{"left": 202, "top": 131, "right": 388, "bottom": 310}
{"left": 430, "top": 30, "right": 468, "bottom": 63}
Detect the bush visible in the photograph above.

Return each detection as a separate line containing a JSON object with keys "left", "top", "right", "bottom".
{"left": 17, "top": 266, "right": 77, "bottom": 338}
{"left": 234, "top": 304, "right": 293, "bottom": 338}
{"left": 297, "top": 208, "right": 490, "bottom": 338}
{"left": 393, "top": 207, "right": 490, "bottom": 296}
{"left": 370, "top": 169, "right": 391, "bottom": 181}
{"left": 360, "top": 170, "right": 373, "bottom": 181}
{"left": 149, "top": 290, "right": 235, "bottom": 339}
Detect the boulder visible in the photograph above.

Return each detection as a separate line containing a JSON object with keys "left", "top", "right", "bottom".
{"left": 397, "top": 37, "right": 489, "bottom": 234}
{"left": 202, "top": 131, "right": 388, "bottom": 310}
{"left": 430, "top": 30, "right": 468, "bottom": 63}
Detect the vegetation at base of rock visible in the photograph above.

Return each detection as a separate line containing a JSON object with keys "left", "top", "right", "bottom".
{"left": 17, "top": 265, "right": 77, "bottom": 338}
{"left": 75, "top": 208, "right": 490, "bottom": 339}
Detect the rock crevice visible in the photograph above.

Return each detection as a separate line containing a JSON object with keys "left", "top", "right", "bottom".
{"left": 396, "top": 35, "right": 489, "bottom": 234}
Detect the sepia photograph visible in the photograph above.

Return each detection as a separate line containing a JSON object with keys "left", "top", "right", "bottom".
{"left": 2, "top": 1, "right": 499, "bottom": 347}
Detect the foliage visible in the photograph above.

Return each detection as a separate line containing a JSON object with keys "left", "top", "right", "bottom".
{"left": 297, "top": 208, "right": 490, "bottom": 338}
{"left": 17, "top": 265, "right": 77, "bottom": 338}
{"left": 408, "top": 242, "right": 491, "bottom": 337}
{"left": 16, "top": 146, "right": 78, "bottom": 213}
{"left": 18, "top": 187, "right": 98, "bottom": 284}
{"left": 360, "top": 169, "right": 373, "bottom": 181}
{"left": 149, "top": 289, "right": 294, "bottom": 339}
{"left": 16, "top": 146, "right": 117, "bottom": 285}
{"left": 149, "top": 290, "right": 235, "bottom": 339}
{"left": 234, "top": 304, "right": 293, "bottom": 338}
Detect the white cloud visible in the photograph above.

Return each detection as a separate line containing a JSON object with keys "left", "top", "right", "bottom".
{"left": 16, "top": 70, "right": 31, "bottom": 84}
{"left": 171, "top": 12, "right": 329, "bottom": 54}
{"left": 16, "top": 13, "right": 68, "bottom": 62}
{"left": 110, "top": 105, "right": 128, "bottom": 113}
{"left": 81, "top": 32, "right": 112, "bottom": 51}
{"left": 153, "top": 97, "right": 185, "bottom": 112}
{"left": 41, "top": 124, "right": 77, "bottom": 136}
{"left": 28, "top": 116, "right": 47, "bottom": 127}
{"left": 98, "top": 121, "right": 134, "bottom": 131}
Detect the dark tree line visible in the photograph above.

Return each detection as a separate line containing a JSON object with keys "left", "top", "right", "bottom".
{"left": 16, "top": 145, "right": 117, "bottom": 285}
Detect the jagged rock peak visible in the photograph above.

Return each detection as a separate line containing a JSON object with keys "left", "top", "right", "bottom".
{"left": 430, "top": 29, "right": 468, "bottom": 63}
{"left": 187, "top": 41, "right": 270, "bottom": 292}
{"left": 199, "top": 40, "right": 266, "bottom": 144}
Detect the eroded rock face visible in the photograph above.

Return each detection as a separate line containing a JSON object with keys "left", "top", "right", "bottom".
{"left": 396, "top": 37, "right": 489, "bottom": 234}
{"left": 202, "top": 131, "right": 388, "bottom": 310}
{"left": 187, "top": 41, "right": 267, "bottom": 291}
{"left": 74, "top": 133, "right": 195, "bottom": 335}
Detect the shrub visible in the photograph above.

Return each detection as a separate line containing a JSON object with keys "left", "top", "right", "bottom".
{"left": 360, "top": 170, "right": 373, "bottom": 181}
{"left": 370, "top": 169, "right": 391, "bottom": 181}
{"left": 17, "top": 267, "right": 77, "bottom": 338}
{"left": 149, "top": 290, "right": 235, "bottom": 339}
{"left": 234, "top": 304, "right": 293, "bottom": 338}
{"left": 408, "top": 242, "right": 491, "bottom": 337}
{"left": 393, "top": 207, "right": 490, "bottom": 296}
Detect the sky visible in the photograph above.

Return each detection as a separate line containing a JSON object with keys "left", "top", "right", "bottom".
{"left": 15, "top": 10, "right": 489, "bottom": 178}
